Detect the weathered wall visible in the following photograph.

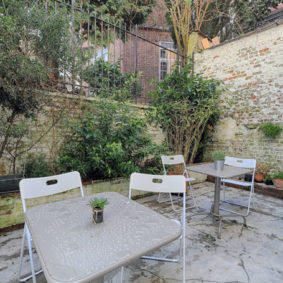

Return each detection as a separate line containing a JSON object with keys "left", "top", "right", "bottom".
{"left": 194, "top": 22, "right": 283, "bottom": 172}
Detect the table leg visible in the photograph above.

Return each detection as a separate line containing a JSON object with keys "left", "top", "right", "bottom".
{"left": 213, "top": 177, "right": 221, "bottom": 216}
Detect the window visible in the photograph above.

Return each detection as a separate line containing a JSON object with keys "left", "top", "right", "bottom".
{"left": 159, "top": 42, "right": 176, "bottom": 81}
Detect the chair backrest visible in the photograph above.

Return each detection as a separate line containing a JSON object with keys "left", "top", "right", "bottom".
{"left": 224, "top": 156, "right": 256, "bottom": 169}
{"left": 20, "top": 171, "right": 84, "bottom": 212}
{"left": 161, "top": 155, "right": 187, "bottom": 176}
{"left": 129, "top": 172, "right": 186, "bottom": 199}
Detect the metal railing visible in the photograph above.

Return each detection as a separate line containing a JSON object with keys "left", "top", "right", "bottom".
{"left": 38, "top": 0, "right": 182, "bottom": 104}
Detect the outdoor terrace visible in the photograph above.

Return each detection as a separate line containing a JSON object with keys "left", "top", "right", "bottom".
{"left": 1, "top": 181, "right": 282, "bottom": 283}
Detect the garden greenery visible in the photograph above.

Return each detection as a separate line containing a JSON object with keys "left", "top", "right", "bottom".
{"left": 213, "top": 150, "right": 225, "bottom": 160}
{"left": 149, "top": 62, "right": 221, "bottom": 164}
{"left": 0, "top": 0, "right": 83, "bottom": 173}
{"left": 57, "top": 100, "right": 167, "bottom": 180}
{"left": 273, "top": 172, "right": 283, "bottom": 180}
{"left": 82, "top": 59, "right": 142, "bottom": 100}
{"left": 89, "top": 198, "right": 108, "bottom": 210}
{"left": 260, "top": 122, "right": 282, "bottom": 139}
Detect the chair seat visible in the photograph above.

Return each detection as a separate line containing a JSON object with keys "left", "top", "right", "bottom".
{"left": 222, "top": 178, "right": 251, "bottom": 187}
{"left": 185, "top": 177, "right": 195, "bottom": 182}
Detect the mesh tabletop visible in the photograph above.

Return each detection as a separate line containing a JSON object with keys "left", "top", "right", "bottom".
{"left": 188, "top": 163, "right": 251, "bottom": 179}
{"left": 25, "top": 192, "right": 181, "bottom": 283}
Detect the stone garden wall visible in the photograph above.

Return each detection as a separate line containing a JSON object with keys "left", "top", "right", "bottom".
{"left": 1, "top": 22, "right": 282, "bottom": 175}
{"left": 194, "top": 21, "right": 283, "bottom": 172}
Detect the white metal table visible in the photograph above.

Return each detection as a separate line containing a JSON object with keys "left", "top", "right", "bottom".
{"left": 188, "top": 163, "right": 251, "bottom": 237}
{"left": 25, "top": 192, "right": 182, "bottom": 283}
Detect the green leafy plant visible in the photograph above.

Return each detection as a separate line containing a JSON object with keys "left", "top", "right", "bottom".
{"left": 24, "top": 153, "right": 53, "bottom": 178}
{"left": 89, "top": 198, "right": 108, "bottom": 210}
{"left": 57, "top": 100, "right": 167, "bottom": 180}
{"left": 82, "top": 59, "right": 142, "bottom": 101}
{"left": 260, "top": 123, "right": 282, "bottom": 138}
{"left": 212, "top": 150, "right": 225, "bottom": 160}
{"left": 273, "top": 172, "right": 283, "bottom": 180}
{"left": 255, "top": 162, "right": 271, "bottom": 176}
{"left": 149, "top": 61, "right": 221, "bottom": 164}
{"left": 264, "top": 174, "right": 273, "bottom": 182}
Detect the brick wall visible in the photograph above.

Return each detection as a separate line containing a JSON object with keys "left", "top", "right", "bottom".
{"left": 122, "top": 27, "right": 174, "bottom": 102}
{"left": 194, "top": 22, "right": 283, "bottom": 172}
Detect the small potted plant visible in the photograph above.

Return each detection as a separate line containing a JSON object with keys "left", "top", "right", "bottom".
{"left": 255, "top": 162, "right": 271, "bottom": 183}
{"left": 212, "top": 150, "right": 225, "bottom": 171}
{"left": 264, "top": 174, "right": 273, "bottom": 186}
{"left": 89, "top": 198, "right": 108, "bottom": 224}
{"left": 273, "top": 172, "right": 283, "bottom": 189}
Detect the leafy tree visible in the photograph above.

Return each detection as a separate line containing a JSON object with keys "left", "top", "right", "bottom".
{"left": 165, "top": 0, "right": 212, "bottom": 64}
{"left": 0, "top": 0, "right": 81, "bottom": 172}
{"left": 57, "top": 100, "right": 167, "bottom": 180}
{"left": 201, "top": 0, "right": 281, "bottom": 41}
{"left": 81, "top": 0, "right": 156, "bottom": 26}
{"left": 148, "top": 62, "right": 221, "bottom": 164}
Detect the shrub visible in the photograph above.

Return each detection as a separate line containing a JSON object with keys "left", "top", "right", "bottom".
{"left": 260, "top": 123, "right": 282, "bottom": 138}
{"left": 24, "top": 153, "right": 53, "bottom": 178}
{"left": 57, "top": 100, "right": 167, "bottom": 180}
{"left": 273, "top": 172, "right": 283, "bottom": 180}
{"left": 148, "top": 61, "right": 221, "bottom": 164}
{"left": 82, "top": 59, "right": 142, "bottom": 101}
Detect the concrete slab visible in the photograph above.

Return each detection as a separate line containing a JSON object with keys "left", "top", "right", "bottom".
{"left": 0, "top": 182, "right": 282, "bottom": 283}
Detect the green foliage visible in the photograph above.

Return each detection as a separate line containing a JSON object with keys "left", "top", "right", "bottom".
{"left": 201, "top": 0, "right": 281, "bottom": 41}
{"left": 260, "top": 123, "right": 282, "bottom": 138}
{"left": 149, "top": 62, "right": 221, "bottom": 164}
{"left": 0, "top": 0, "right": 83, "bottom": 164}
{"left": 24, "top": 153, "right": 53, "bottom": 178}
{"left": 212, "top": 150, "right": 225, "bottom": 160}
{"left": 89, "top": 198, "right": 108, "bottom": 210}
{"left": 273, "top": 172, "right": 283, "bottom": 180}
{"left": 57, "top": 100, "right": 167, "bottom": 180}
{"left": 86, "top": 0, "right": 155, "bottom": 27}
{"left": 264, "top": 174, "right": 273, "bottom": 182}
{"left": 82, "top": 59, "right": 142, "bottom": 100}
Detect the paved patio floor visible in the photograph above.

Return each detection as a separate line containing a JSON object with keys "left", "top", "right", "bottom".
{"left": 1, "top": 182, "right": 282, "bottom": 283}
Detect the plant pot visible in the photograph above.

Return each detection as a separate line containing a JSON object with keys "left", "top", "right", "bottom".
{"left": 244, "top": 174, "right": 253, "bottom": 182}
{"left": 273, "top": 178, "right": 283, "bottom": 189}
{"left": 214, "top": 160, "right": 224, "bottom": 171}
{"left": 264, "top": 179, "right": 273, "bottom": 186}
{"left": 254, "top": 173, "right": 264, "bottom": 183}
{"left": 92, "top": 209, "right": 104, "bottom": 224}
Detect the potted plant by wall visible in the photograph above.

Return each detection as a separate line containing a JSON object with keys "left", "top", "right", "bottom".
{"left": 273, "top": 172, "right": 283, "bottom": 189}
{"left": 260, "top": 122, "right": 282, "bottom": 139}
{"left": 89, "top": 198, "right": 108, "bottom": 224}
{"left": 213, "top": 150, "right": 225, "bottom": 171}
{"left": 264, "top": 174, "right": 274, "bottom": 186}
{"left": 254, "top": 162, "right": 271, "bottom": 183}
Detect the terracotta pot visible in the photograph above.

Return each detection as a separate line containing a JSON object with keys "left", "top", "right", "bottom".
{"left": 254, "top": 173, "right": 264, "bottom": 182}
{"left": 273, "top": 178, "right": 283, "bottom": 189}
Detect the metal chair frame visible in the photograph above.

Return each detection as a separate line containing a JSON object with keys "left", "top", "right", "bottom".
{"left": 158, "top": 154, "right": 196, "bottom": 211}
{"left": 221, "top": 156, "right": 256, "bottom": 217}
{"left": 18, "top": 171, "right": 84, "bottom": 283}
{"left": 129, "top": 172, "right": 187, "bottom": 283}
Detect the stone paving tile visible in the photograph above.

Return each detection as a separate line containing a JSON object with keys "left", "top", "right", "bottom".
{"left": 0, "top": 182, "right": 282, "bottom": 283}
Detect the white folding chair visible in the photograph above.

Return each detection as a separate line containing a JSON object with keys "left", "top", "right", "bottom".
{"left": 158, "top": 154, "right": 196, "bottom": 211}
{"left": 18, "top": 171, "right": 84, "bottom": 283}
{"left": 221, "top": 157, "right": 256, "bottom": 217}
{"left": 129, "top": 172, "right": 187, "bottom": 283}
